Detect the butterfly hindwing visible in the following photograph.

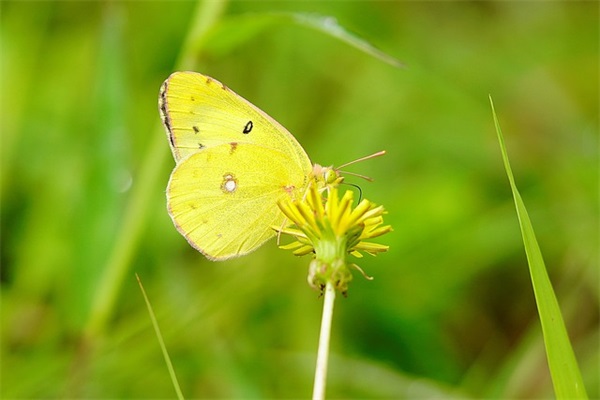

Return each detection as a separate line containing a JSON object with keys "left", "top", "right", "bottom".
{"left": 167, "top": 143, "right": 308, "bottom": 260}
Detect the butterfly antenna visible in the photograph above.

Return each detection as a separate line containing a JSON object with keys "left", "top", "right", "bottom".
{"left": 338, "top": 170, "right": 374, "bottom": 182}
{"left": 336, "top": 150, "right": 386, "bottom": 169}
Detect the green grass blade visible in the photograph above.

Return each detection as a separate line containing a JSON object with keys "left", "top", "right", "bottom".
{"left": 136, "top": 274, "right": 184, "bottom": 400}
{"left": 290, "top": 13, "right": 405, "bottom": 68}
{"left": 489, "top": 96, "right": 588, "bottom": 399}
{"left": 84, "top": 0, "right": 227, "bottom": 338}
{"left": 201, "top": 12, "right": 404, "bottom": 68}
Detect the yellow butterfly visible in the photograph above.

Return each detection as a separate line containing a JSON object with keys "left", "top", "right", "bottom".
{"left": 159, "top": 71, "right": 318, "bottom": 261}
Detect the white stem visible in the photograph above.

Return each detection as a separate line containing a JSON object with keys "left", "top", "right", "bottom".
{"left": 312, "top": 282, "right": 336, "bottom": 400}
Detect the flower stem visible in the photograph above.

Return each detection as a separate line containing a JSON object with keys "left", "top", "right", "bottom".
{"left": 312, "top": 281, "right": 336, "bottom": 400}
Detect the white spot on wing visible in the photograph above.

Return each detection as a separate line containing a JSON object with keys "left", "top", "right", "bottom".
{"left": 221, "top": 174, "right": 237, "bottom": 193}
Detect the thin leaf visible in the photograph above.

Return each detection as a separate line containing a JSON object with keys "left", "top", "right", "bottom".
{"left": 490, "top": 96, "right": 588, "bottom": 399}
{"left": 201, "top": 12, "right": 404, "bottom": 68}
{"left": 291, "top": 13, "right": 404, "bottom": 68}
{"left": 136, "top": 274, "right": 185, "bottom": 400}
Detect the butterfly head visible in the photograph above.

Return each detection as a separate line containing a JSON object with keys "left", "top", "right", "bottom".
{"left": 311, "top": 164, "right": 344, "bottom": 190}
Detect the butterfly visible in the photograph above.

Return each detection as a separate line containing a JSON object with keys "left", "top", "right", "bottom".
{"left": 159, "top": 71, "right": 319, "bottom": 261}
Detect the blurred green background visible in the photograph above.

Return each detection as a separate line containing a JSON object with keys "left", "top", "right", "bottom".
{"left": 1, "top": 1, "right": 598, "bottom": 398}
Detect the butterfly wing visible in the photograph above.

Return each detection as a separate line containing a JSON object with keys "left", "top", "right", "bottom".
{"left": 167, "top": 143, "right": 308, "bottom": 260}
{"left": 160, "top": 71, "right": 314, "bottom": 260}
{"left": 159, "top": 71, "right": 311, "bottom": 171}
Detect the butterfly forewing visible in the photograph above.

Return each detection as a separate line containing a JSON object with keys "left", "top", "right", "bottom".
{"left": 160, "top": 71, "right": 312, "bottom": 171}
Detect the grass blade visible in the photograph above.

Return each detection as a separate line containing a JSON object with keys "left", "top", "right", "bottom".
{"left": 489, "top": 96, "right": 588, "bottom": 399}
{"left": 291, "top": 13, "right": 405, "bottom": 68}
{"left": 84, "top": 0, "right": 227, "bottom": 338}
{"left": 136, "top": 274, "right": 184, "bottom": 400}
{"left": 201, "top": 12, "right": 404, "bottom": 68}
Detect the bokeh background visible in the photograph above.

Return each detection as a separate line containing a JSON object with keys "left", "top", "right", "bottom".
{"left": 1, "top": 1, "right": 598, "bottom": 398}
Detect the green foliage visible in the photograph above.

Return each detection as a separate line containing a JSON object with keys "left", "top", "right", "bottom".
{"left": 1, "top": 1, "right": 597, "bottom": 398}
{"left": 491, "top": 98, "right": 588, "bottom": 399}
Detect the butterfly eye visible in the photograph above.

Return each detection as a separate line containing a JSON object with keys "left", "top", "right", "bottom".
{"left": 323, "top": 168, "right": 338, "bottom": 184}
{"left": 243, "top": 121, "right": 253, "bottom": 134}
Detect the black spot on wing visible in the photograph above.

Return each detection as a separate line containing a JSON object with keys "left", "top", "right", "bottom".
{"left": 193, "top": 126, "right": 200, "bottom": 134}
{"left": 243, "top": 121, "right": 253, "bottom": 134}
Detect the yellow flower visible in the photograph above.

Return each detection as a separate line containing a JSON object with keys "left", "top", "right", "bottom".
{"left": 276, "top": 181, "right": 391, "bottom": 294}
